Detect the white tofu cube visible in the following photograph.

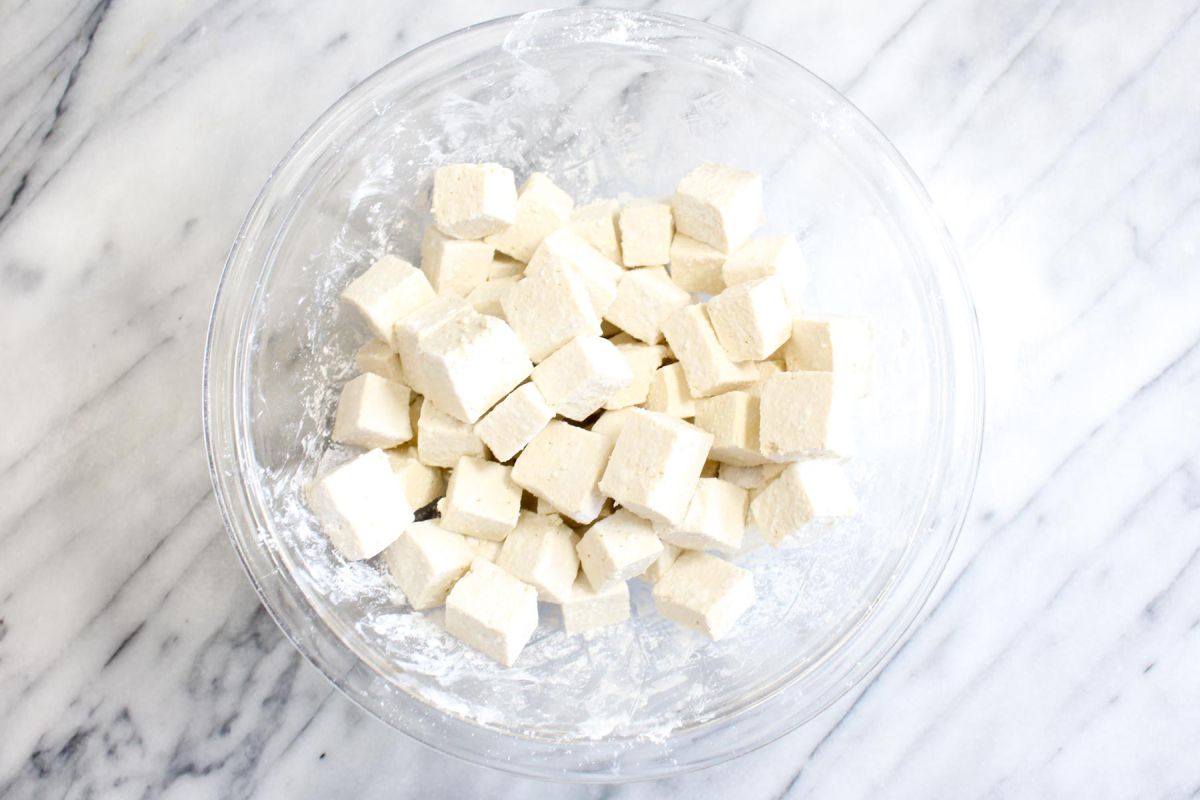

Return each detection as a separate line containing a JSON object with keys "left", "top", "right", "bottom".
{"left": 431, "top": 163, "right": 517, "bottom": 240}
{"left": 381, "top": 520, "right": 473, "bottom": 610}
{"left": 445, "top": 559, "right": 539, "bottom": 666}
{"left": 419, "top": 227, "right": 494, "bottom": 297}
{"left": 604, "top": 343, "right": 668, "bottom": 410}
{"left": 652, "top": 551, "right": 755, "bottom": 640}
{"left": 475, "top": 382, "right": 554, "bottom": 462}
{"left": 527, "top": 228, "right": 624, "bottom": 317}
{"left": 717, "top": 462, "right": 785, "bottom": 491}
{"left": 501, "top": 259, "right": 601, "bottom": 362}
{"left": 341, "top": 255, "right": 437, "bottom": 341}
{"left": 656, "top": 478, "right": 747, "bottom": 553}
{"left": 618, "top": 202, "right": 674, "bottom": 267}
{"left": 416, "top": 399, "right": 488, "bottom": 467}
{"left": 488, "top": 254, "right": 525, "bottom": 279}
{"left": 355, "top": 339, "right": 406, "bottom": 384}
{"left": 511, "top": 421, "right": 613, "bottom": 524}
{"left": 575, "top": 508, "right": 664, "bottom": 591}
{"left": 531, "top": 336, "right": 633, "bottom": 421}
{"left": 561, "top": 575, "right": 630, "bottom": 634}
{"left": 588, "top": 408, "right": 636, "bottom": 449}
{"left": 749, "top": 460, "right": 857, "bottom": 545}
{"left": 706, "top": 276, "right": 793, "bottom": 362}
{"left": 661, "top": 304, "right": 757, "bottom": 398}
{"left": 671, "top": 163, "right": 763, "bottom": 253}
{"left": 784, "top": 316, "right": 874, "bottom": 397}
{"left": 669, "top": 233, "right": 726, "bottom": 295}
{"left": 722, "top": 235, "right": 806, "bottom": 313}
{"left": 413, "top": 311, "right": 533, "bottom": 424}
{"left": 391, "top": 295, "right": 474, "bottom": 392}
{"left": 693, "top": 390, "right": 767, "bottom": 467}
{"left": 485, "top": 172, "right": 574, "bottom": 262}
{"left": 606, "top": 331, "right": 639, "bottom": 346}
{"left": 332, "top": 373, "right": 413, "bottom": 450}
{"left": 385, "top": 447, "right": 446, "bottom": 510}
{"left": 759, "top": 371, "right": 855, "bottom": 460}
{"left": 463, "top": 535, "right": 503, "bottom": 563}
{"left": 440, "top": 456, "right": 522, "bottom": 541}
{"left": 644, "top": 362, "right": 697, "bottom": 418}
{"left": 598, "top": 409, "right": 714, "bottom": 526}
{"left": 571, "top": 200, "right": 622, "bottom": 263}
{"left": 305, "top": 449, "right": 413, "bottom": 560}
{"left": 745, "top": 360, "right": 786, "bottom": 398}
{"left": 603, "top": 267, "right": 691, "bottom": 344}
{"left": 496, "top": 511, "right": 580, "bottom": 603}
{"left": 465, "top": 276, "right": 518, "bottom": 318}
{"left": 639, "top": 541, "right": 681, "bottom": 583}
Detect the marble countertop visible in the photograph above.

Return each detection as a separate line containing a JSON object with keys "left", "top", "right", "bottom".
{"left": 3, "top": 0, "right": 1198, "bottom": 796}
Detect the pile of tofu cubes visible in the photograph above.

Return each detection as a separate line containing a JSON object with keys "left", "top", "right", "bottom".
{"left": 306, "top": 162, "right": 869, "bottom": 666}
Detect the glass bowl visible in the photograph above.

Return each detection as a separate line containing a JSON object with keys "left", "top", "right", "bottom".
{"left": 203, "top": 8, "right": 983, "bottom": 782}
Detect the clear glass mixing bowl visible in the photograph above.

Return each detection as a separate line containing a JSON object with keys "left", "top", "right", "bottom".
{"left": 203, "top": 8, "right": 983, "bottom": 782}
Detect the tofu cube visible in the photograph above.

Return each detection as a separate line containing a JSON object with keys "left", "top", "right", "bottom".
{"left": 661, "top": 304, "right": 757, "bottom": 398}
{"left": 745, "top": 360, "right": 786, "bottom": 398}
{"left": 391, "top": 295, "right": 474, "bottom": 392}
{"left": 385, "top": 447, "right": 446, "bottom": 510}
{"left": 413, "top": 310, "right": 533, "bottom": 424}
{"left": 475, "top": 382, "right": 554, "bottom": 462}
{"left": 416, "top": 400, "right": 488, "bottom": 468}
{"left": 488, "top": 254, "right": 525, "bottom": 279}
{"left": 639, "top": 540, "right": 681, "bottom": 583}
{"left": 431, "top": 163, "right": 517, "bottom": 240}
{"left": 706, "top": 276, "right": 793, "bottom": 362}
{"left": 656, "top": 478, "right": 747, "bottom": 553}
{"left": 784, "top": 316, "right": 874, "bottom": 397}
{"left": 440, "top": 456, "right": 522, "bottom": 541}
{"left": 693, "top": 390, "right": 767, "bottom": 467}
{"left": 511, "top": 421, "right": 613, "bottom": 524}
{"left": 652, "top": 551, "right": 755, "bottom": 640}
{"left": 355, "top": 339, "right": 406, "bottom": 384}
{"left": 465, "top": 276, "right": 518, "bottom": 319}
{"left": 571, "top": 200, "right": 622, "bottom": 263}
{"left": 717, "top": 462, "right": 786, "bottom": 491}
{"left": 305, "top": 449, "right": 413, "bottom": 560}
{"left": 341, "top": 255, "right": 437, "bottom": 341}
{"left": 485, "top": 172, "right": 574, "bottom": 262}
{"left": 561, "top": 575, "right": 630, "bottom": 634}
{"left": 671, "top": 163, "right": 763, "bottom": 253}
{"left": 496, "top": 511, "right": 580, "bottom": 603}
{"left": 604, "top": 343, "right": 668, "bottom": 410}
{"left": 722, "top": 235, "right": 806, "bottom": 313}
{"left": 588, "top": 408, "right": 636, "bottom": 449}
{"left": 381, "top": 520, "right": 473, "bottom": 610}
{"left": 531, "top": 336, "right": 632, "bottom": 421}
{"left": 419, "top": 227, "right": 494, "bottom": 297}
{"left": 669, "top": 233, "right": 726, "bottom": 295}
{"left": 445, "top": 559, "right": 539, "bottom": 666}
{"left": 463, "top": 536, "right": 503, "bottom": 563}
{"left": 759, "top": 371, "right": 855, "bottom": 460}
{"left": 598, "top": 409, "right": 714, "bottom": 526}
{"left": 603, "top": 267, "right": 691, "bottom": 344}
{"left": 332, "top": 373, "right": 413, "bottom": 450}
{"left": 576, "top": 508, "right": 664, "bottom": 591}
{"left": 644, "top": 362, "right": 697, "bottom": 418}
{"left": 618, "top": 202, "right": 674, "bottom": 266}
{"left": 527, "top": 228, "right": 624, "bottom": 317}
{"left": 749, "top": 460, "right": 857, "bottom": 545}
{"left": 501, "top": 259, "right": 601, "bottom": 362}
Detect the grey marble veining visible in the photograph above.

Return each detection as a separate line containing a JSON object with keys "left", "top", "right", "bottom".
{"left": 1, "top": 0, "right": 1198, "bottom": 797}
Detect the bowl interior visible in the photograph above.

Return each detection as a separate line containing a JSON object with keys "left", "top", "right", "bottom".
{"left": 217, "top": 9, "right": 975, "bottom": 777}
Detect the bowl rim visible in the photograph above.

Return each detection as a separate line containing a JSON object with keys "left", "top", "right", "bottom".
{"left": 203, "top": 6, "right": 984, "bottom": 783}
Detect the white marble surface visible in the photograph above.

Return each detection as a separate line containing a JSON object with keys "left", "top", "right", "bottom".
{"left": 1, "top": 0, "right": 1198, "bottom": 796}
